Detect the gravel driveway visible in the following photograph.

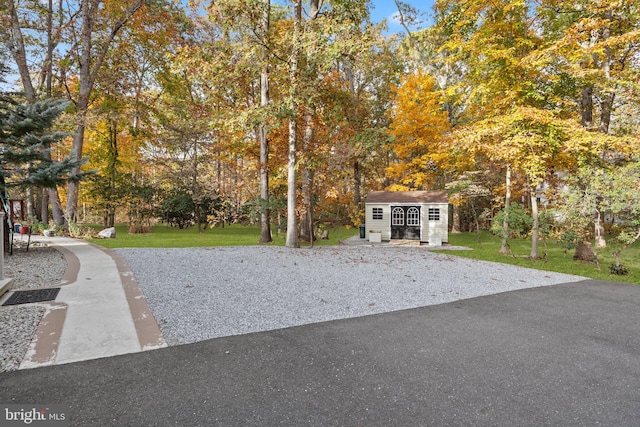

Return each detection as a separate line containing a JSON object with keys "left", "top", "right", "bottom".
{"left": 116, "top": 245, "right": 586, "bottom": 346}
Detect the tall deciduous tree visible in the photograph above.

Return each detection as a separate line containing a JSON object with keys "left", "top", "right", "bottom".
{"left": 284, "top": 0, "right": 302, "bottom": 248}
{"left": 204, "top": 0, "right": 278, "bottom": 243}
{"left": 258, "top": 0, "right": 272, "bottom": 243}
{"left": 64, "top": 0, "right": 145, "bottom": 223}
{"left": 297, "top": 0, "right": 319, "bottom": 244}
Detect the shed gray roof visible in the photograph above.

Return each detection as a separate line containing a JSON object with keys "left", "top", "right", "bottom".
{"left": 365, "top": 190, "right": 448, "bottom": 204}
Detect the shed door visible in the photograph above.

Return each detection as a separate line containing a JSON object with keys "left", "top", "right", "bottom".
{"left": 390, "top": 206, "right": 421, "bottom": 240}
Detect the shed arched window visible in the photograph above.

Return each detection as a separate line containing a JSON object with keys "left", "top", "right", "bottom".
{"left": 392, "top": 207, "right": 404, "bottom": 226}
{"left": 407, "top": 207, "right": 420, "bottom": 226}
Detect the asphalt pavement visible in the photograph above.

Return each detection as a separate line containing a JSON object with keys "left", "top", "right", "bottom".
{"left": 2, "top": 279, "right": 640, "bottom": 426}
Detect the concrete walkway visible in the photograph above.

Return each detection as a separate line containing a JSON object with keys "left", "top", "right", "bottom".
{"left": 19, "top": 237, "right": 165, "bottom": 369}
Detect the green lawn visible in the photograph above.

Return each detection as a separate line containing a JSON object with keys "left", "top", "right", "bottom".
{"left": 441, "top": 231, "right": 640, "bottom": 285}
{"left": 87, "top": 223, "right": 359, "bottom": 249}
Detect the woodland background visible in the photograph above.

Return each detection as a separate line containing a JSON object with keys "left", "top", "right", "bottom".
{"left": 1, "top": 0, "right": 639, "bottom": 256}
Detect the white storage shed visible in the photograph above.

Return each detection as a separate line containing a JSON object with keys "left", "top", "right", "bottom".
{"left": 364, "top": 190, "right": 448, "bottom": 245}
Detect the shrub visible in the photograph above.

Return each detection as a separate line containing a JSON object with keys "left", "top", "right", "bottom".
{"left": 68, "top": 222, "right": 98, "bottom": 239}
{"left": 490, "top": 202, "right": 533, "bottom": 238}
{"left": 560, "top": 230, "right": 579, "bottom": 253}
{"left": 29, "top": 219, "right": 48, "bottom": 234}
{"left": 160, "top": 191, "right": 194, "bottom": 229}
{"left": 609, "top": 263, "right": 629, "bottom": 276}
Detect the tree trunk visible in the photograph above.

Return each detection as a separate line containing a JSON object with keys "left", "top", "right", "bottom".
{"left": 286, "top": 114, "right": 298, "bottom": 247}
{"left": 25, "top": 188, "right": 35, "bottom": 219}
{"left": 529, "top": 180, "right": 540, "bottom": 260}
{"left": 44, "top": 0, "right": 54, "bottom": 96}
{"left": 573, "top": 241, "right": 597, "bottom": 263}
{"left": 594, "top": 207, "right": 606, "bottom": 249}
{"left": 285, "top": 0, "right": 302, "bottom": 248}
{"left": 600, "top": 93, "right": 615, "bottom": 135}
{"left": 4, "top": 0, "right": 36, "bottom": 100}
{"left": 580, "top": 86, "right": 593, "bottom": 128}
{"left": 258, "top": 112, "right": 272, "bottom": 242}
{"left": 1, "top": 175, "right": 9, "bottom": 254}
{"left": 66, "top": 120, "right": 87, "bottom": 223}
{"left": 499, "top": 165, "right": 512, "bottom": 255}
{"left": 40, "top": 189, "right": 49, "bottom": 224}
{"left": 353, "top": 160, "right": 361, "bottom": 205}
{"left": 48, "top": 188, "right": 65, "bottom": 226}
{"left": 300, "top": 114, "right": 314, "bottom": 243}
{"left": 451, "top": 203, "right": 461, "bottom": 233}
{"left": 258, "top": 0, "right": 272, "bottom": 244}
{"left": 35, "top": 191, "right": 42, "bottom": 222}
{"left": 105, "top": 118, "right": 118, "bottom": 228}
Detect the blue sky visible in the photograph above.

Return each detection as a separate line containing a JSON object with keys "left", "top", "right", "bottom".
{"left": 368, "top": 0, "right": 435, "bottom": 34}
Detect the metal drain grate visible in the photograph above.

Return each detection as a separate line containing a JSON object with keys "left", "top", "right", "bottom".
{"left": 2, "top": 288, "right": 60, "bottom": 306}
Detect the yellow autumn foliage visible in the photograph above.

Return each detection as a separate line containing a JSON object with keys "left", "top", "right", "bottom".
{"left": 387, "top": 71, "right": 451, "bottom": 190}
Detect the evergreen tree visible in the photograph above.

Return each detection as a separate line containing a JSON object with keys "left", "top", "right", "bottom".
{"left": 0, "top": 97, "right": 83, "bottom": 188}
{"left": 0, "top": 63, "right": 85, "bottom": 223}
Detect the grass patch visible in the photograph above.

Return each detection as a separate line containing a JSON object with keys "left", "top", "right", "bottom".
{"left": 87, "top": 223, "right": 358, "bottom": 249}
{"left": 441, "top": 231, "right": 640, "bottom": 285}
